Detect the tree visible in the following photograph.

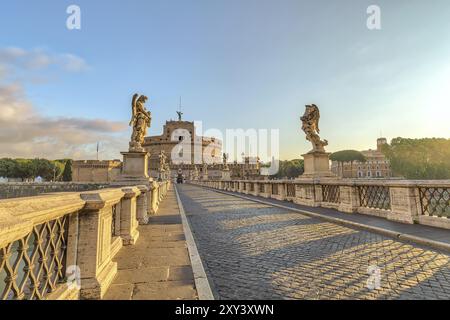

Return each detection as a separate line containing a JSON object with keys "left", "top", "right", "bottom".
{"left": 0, "top": 158, "right": 69, "bottom": 181}
{"left": 53, "top": 161, "right": 65, "bottom": 181}
{"left": 382, "top": 137, "right": 450, "bottom": 179}
{"left": 330, "top": 150, "right": 366, "bottom": 177}
{"left": 0, "top": 158, "right": 18, "bottom": 179}
{"left": 35, "top": 159, "right": 55, "bottom": 181}
{"left": 13, "top": 159, "right": 33, "bottom": 181}
{"left": 62, "top": 160, "right": 73, "bottom": 181}
{"left": 270, "top": 159, "right": 304, "bottom": 179}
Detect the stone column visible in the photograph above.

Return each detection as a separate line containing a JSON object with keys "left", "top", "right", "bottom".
{"left": 136, "top": 185, "right": 149, "bottom": 224}
{"left": 262, "top": 182, "right": 272, "bottom": 198}
{"left": 293, "top": 180, "right": 319, "bottom": 207}
{"left": 150, "top": 181, "right": 159, "bottom": 214}
{"left": 120, "top": 187, "right": 141, "bottom": 245}
{"left": 78, "top": 189, "right": 124, "bottom": 299}
{"left": 274, "top": 183, "right": 286, "bottom": 200}
{"left": 388, "top": 186, "right": 419, "bottom": 224}
{"left": 338, "top": 184, "right": 359, "bottom": 213}
{"left": 314, "top": 184, "right": 323, "bottom": 204}
{"left": 254, "top": 182, "right": 260, "bottom": 197}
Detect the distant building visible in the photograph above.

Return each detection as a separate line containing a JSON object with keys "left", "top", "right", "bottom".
{"left": 143, "top": 119, "right": 222, "bottom": 179}
{"left": 331, "top": 138, "right": 392, "bottom": 179}
{"left": 203, "top": 157, "right": 261, "bottom": 180}
{"left": 143, "top": 119, "right": 261, "bottom": 180}
{"left": 72, "top": 160, "right": 122, "bottom": 182}
{"left": 72, "top": 117, "right": 262, "bottom": 182}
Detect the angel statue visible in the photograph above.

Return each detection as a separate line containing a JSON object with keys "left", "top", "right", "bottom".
{"left": 129, "top": 93, "right": 152, "bottom": 152}
{"left": 158, "top": 150, "right": 168, "bottom": 171}
{"left": 176, "top": 111, "right": 183, "bottom": 121}
{"left": 222, "top": 152, "right": 229, "bottom": 170}
{"left": 300, "top": 104, "right": 328, "bottom": 153}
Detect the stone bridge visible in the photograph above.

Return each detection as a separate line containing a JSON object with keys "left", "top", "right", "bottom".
{"left": 1, "top": 178, "right": 449, "bottom": 300}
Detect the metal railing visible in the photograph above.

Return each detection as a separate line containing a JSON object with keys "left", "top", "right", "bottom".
{"left": 286, "top": 184, "right": 296, "bottom": 197}
{"left": 259, "top": 183, "right": 265, "bottom": 193}
{"left": 0, "top": 216, "right": 69, "bottom": 300}
{"left": 322, "top": 185, "right": 340, "bottom": 203}
{"left": 271, "top": 184, "right": 279, "bottom": 195}
{"left": 358, "top": 185, "right": 391, "bottom": 210}
{"left": 419, "top": 187, "right": 450, "bottom": 218}
{"left": 190, "top": 179, "right": 450, "bottom": 230}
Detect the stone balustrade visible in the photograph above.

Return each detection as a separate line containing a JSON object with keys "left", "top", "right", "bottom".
{"left": 191, "top": 178, "right": 450, "bottom": 230}
{"left": 0, "top": 182, "right": 111, "bottom": 200}
{"left": 0, "top": 180, "right": 171, "bottom": 300}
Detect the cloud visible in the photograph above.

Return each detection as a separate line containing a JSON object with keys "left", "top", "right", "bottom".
{"left": 0, "top": 82, "right": 128, "bottom": 159}
{"left": 0, "top": 47, "right": 128, "bottom": 160}
{"left": 0, "top": 47, "right": 88, "bottom": 73}
{"left": 59, "top": 53, "right": 88, "bottom": 72}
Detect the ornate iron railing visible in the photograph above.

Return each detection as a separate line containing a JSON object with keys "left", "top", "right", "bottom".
{"left": 286, "top": 184, "right": 296, "bottom": 197}
{"left": 418, "top": 187, "right": 450, "bottom": 218}
{"left": 259, "top": 183, "right": 265, "bottom": 193}
{"left": 0, "top": 215, "right": 69, "bottom": 300}
{"left": 271, "top": 184, "right": 279, "bottom": 195}
{"left": 358, "top": 185, "right": 391, "bottom": 210}
{"left": 322, "top": 185, "right": 340, "bottom": 203}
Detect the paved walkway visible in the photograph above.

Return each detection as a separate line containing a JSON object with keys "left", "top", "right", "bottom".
{"left": 103, "top": 188, "right": 198, "bottom": 300}
{"left": 177, "top": 184, "right": 450, "bottom": 300}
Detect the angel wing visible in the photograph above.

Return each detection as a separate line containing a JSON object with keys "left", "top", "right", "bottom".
{"left": 312, "top": 105, "right": 320, "bottom": 133}
{"left": 129, "top": 94, "right": 139, "bottom": 126}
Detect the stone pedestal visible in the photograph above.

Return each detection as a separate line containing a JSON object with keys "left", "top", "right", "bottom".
{"left": 301, "top": 151, "right": 335, "bottom": 178}
{"left": 221, "top": 168, "right": 231, "bottom": 181}
{"left": 114, "top": 151, "right": 151, "bottom": 185}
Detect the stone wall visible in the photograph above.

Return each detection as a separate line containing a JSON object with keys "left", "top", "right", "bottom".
{"left": 0, "top": 182, "right": 111, "bottom": 199}
{"left": 72, "top": 160, "right": 122, "bottom": 183}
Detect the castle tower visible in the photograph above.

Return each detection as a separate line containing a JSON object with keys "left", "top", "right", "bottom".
{"left": 377, "top": 138, "right": 387, "bottom": 152}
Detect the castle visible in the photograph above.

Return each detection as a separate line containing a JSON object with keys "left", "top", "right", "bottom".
{"left": 72, "top": 118, "right": 261, "bottom": 182}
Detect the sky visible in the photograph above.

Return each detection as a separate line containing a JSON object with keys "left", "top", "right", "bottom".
{"left": 0, "top": 0, "right": 449, "bottom": 161}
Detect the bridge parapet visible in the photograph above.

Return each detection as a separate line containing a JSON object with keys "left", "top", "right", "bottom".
{"left": 190, "top": 179, "right": 450, "bottom": 230}
{"left": 0, "top": 180, "right": 171, "bottom": 300}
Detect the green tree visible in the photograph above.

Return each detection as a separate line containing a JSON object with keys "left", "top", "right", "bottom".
{"left": 53, "top": 161, "right": 65, "bottom": 181}
{"left": 270, "top": 159, "right": 304, "bottom": 179}
{"left": 330, "top": 150, "right": 366, "bottom": 177}
{"left": 0, "top": 158, "right": 17, "bottom": 178}
{"left": 62, "top": 160, "right": 73, "bottom": 181}
{"left": 382, "top": 137, "right": 450, "bottom": 179}
{"left": 0, "top": 158, "right": 69, "bottom": 181}
{"left": 14, "top": 159, "right": 33, "bottom": 181}
{"left": 32, "top": 159, "right": 56, "bottom": 181}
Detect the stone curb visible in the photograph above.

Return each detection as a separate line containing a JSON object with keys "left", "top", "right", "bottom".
{"left": 174, "top": 185, "right": 215, "bottom": 300}
{"left": 204, "top": 187, "right": 450, "bottom": 254}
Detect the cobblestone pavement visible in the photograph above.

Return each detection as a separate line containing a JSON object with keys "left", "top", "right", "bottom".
{"left": 177, "top": 184, "right": 450, "bottom": 300}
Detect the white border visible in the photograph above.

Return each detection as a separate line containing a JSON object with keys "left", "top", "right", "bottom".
{"left": 174, "top": 185, "right": 215, "bottom": 300}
